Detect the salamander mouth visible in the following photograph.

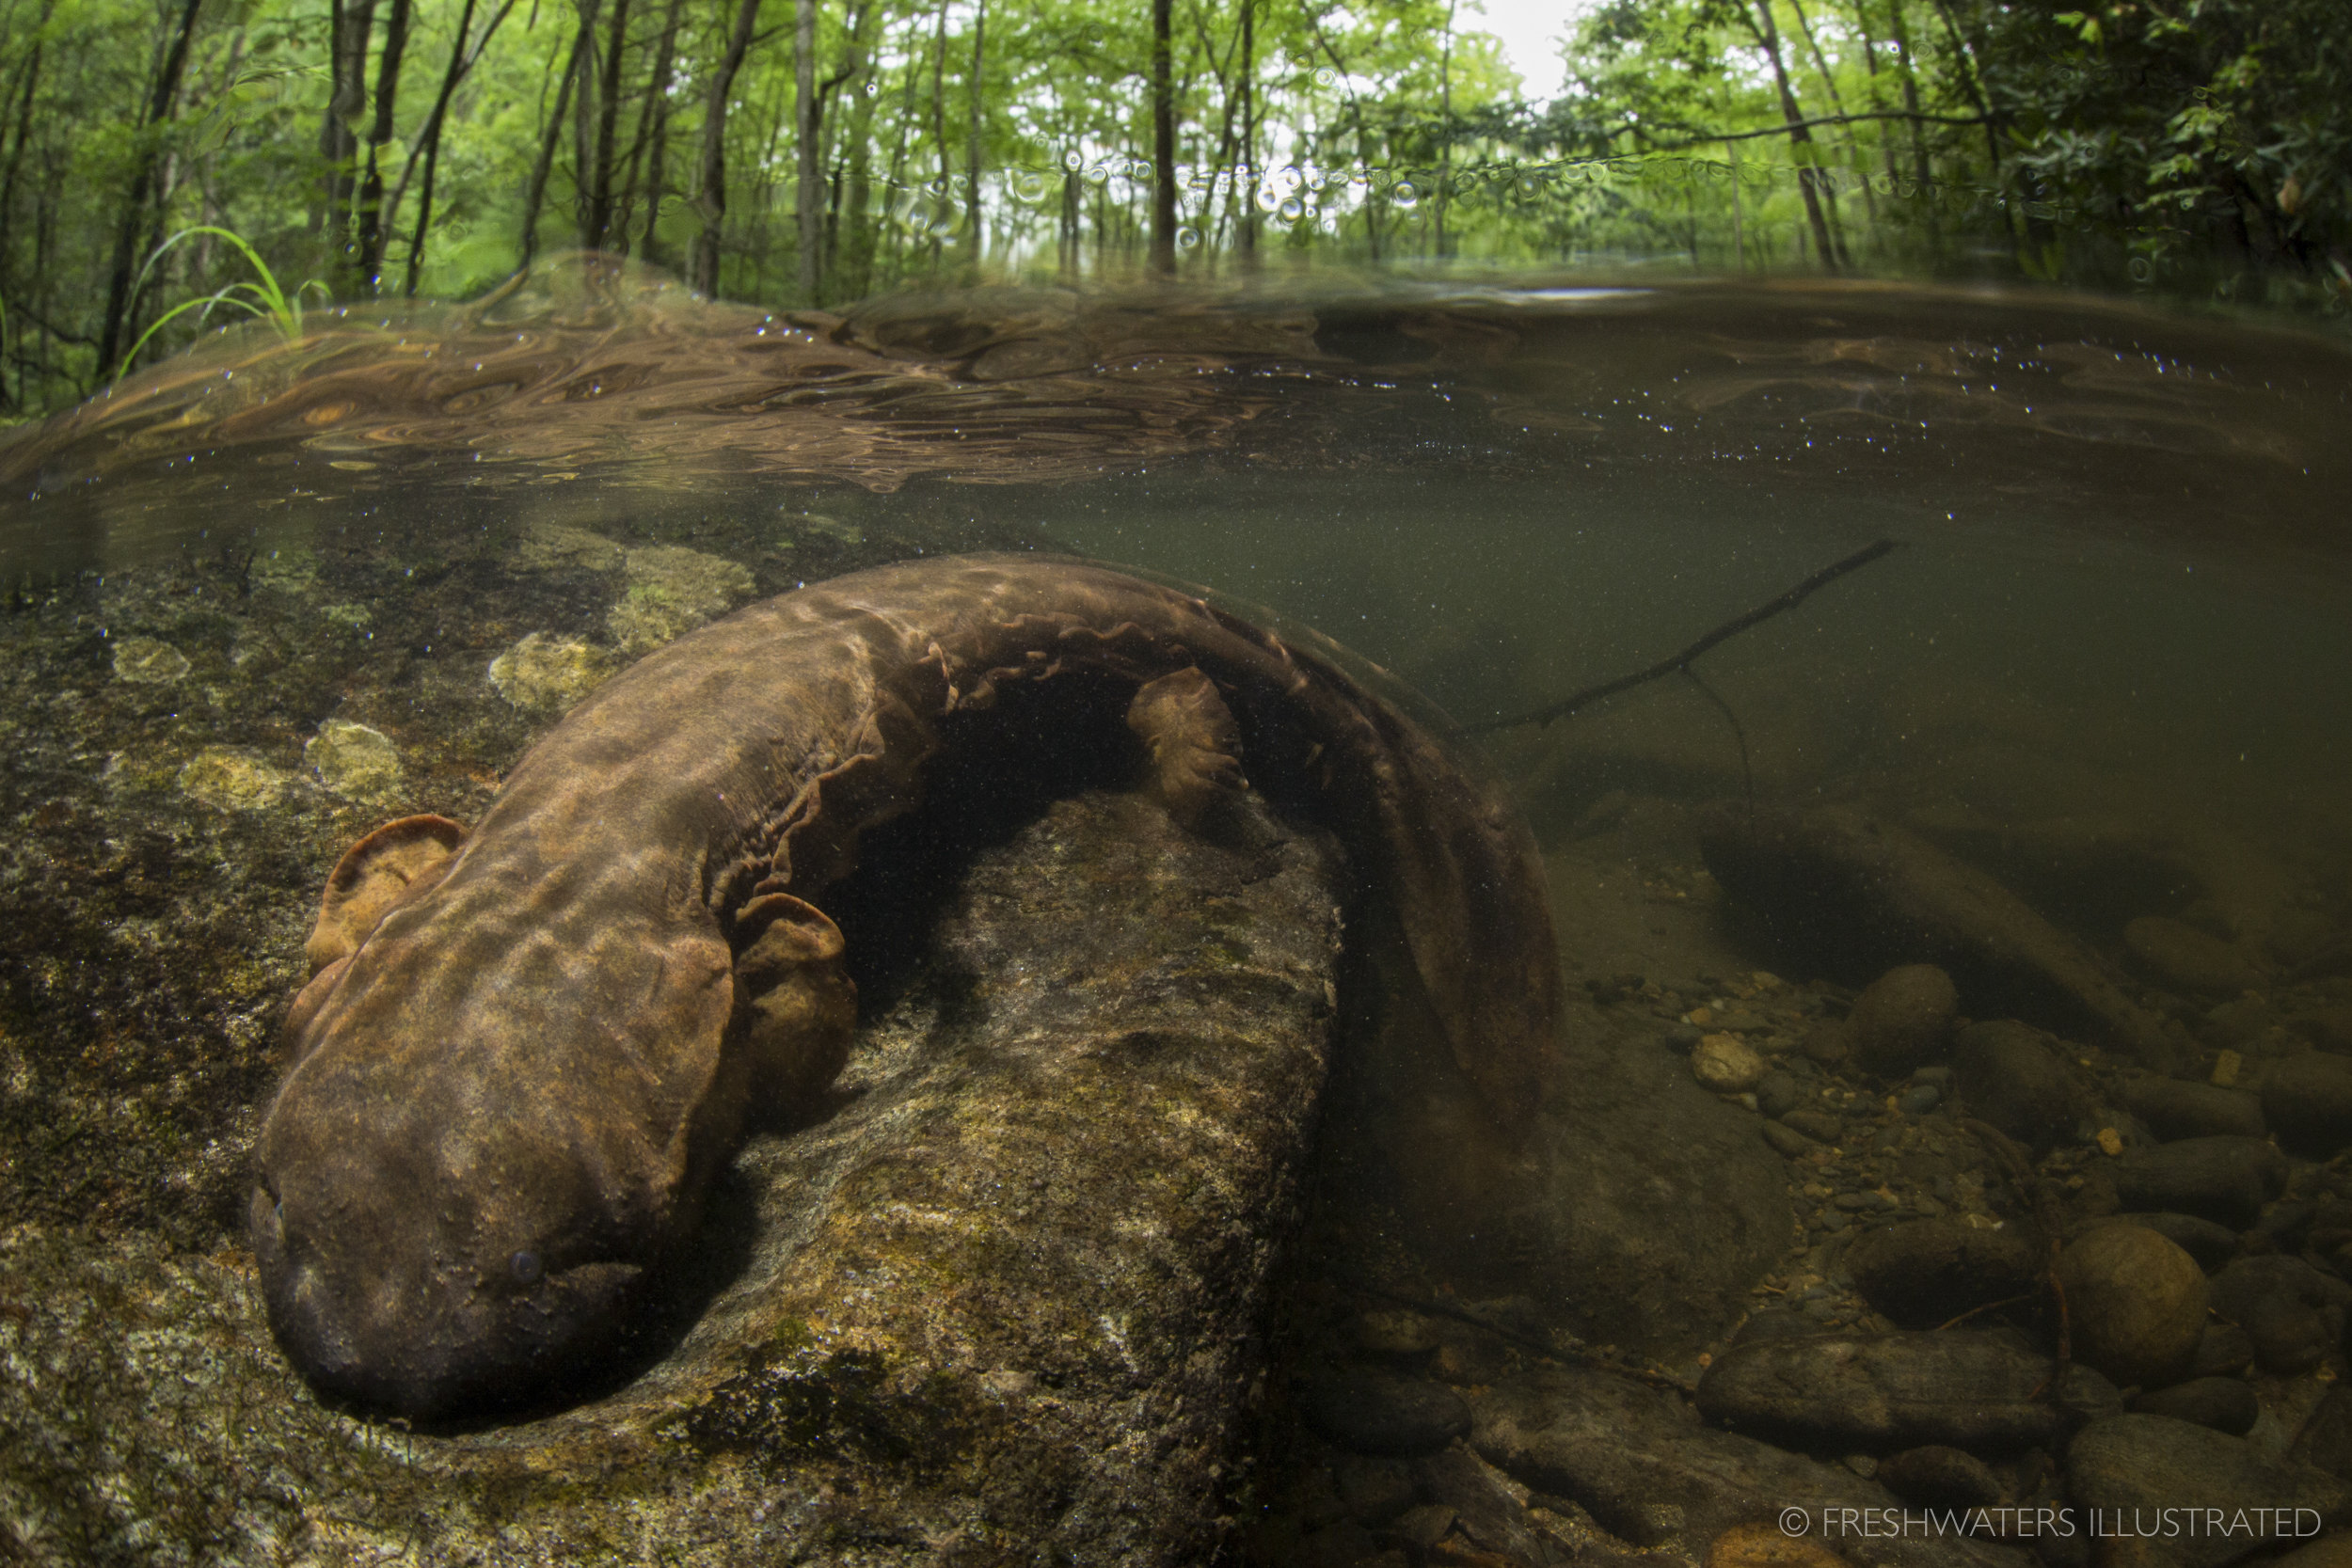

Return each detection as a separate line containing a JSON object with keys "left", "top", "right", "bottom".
{"left": 249, "top": 1179, "right": 647, "bottom": 1422}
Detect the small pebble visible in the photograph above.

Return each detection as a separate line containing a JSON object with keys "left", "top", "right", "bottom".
{"left": 1692, "top": 1033, "right": 1767, "bottom": 1093}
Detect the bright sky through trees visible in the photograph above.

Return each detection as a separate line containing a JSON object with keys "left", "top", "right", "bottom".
{"left": 1467, "top": 0, "right": 1583, "bottom": 101}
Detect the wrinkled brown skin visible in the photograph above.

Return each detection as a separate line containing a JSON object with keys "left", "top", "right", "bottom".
{"left": 253, "top": 554, "right": 1561, "bottom": 1420}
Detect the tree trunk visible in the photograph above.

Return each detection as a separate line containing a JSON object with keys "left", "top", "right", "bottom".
{"left": 399, "top": 0, "right": 515, "bottom": 293}
{"left": 1740, "top": 0, "right": 1839, "bottom": 274}
{"left": 1786, "top": 0, "right": 1867, "bottom": 243}
{"left": 583, "top": 0, "right": 631, "bottom": 247}
{"left": 1236, "top": 0, "right": 1255, "bottom": 264}
{"left": 961, "top": 0, "right": 984, "bottom": 265}
{"left": 633, "top": 0, "right": 686, "bottom": 265}
{"left": 97, "top": 0, "right": 205, "bottom": 374}
{"left": 615, "top": 0, "right": 681, "bottom": 257}
{"left": 1435, "top": 0, "right": 1454, "bottom": 256}
{"left": 1883, "top": 0, "right": 1935, "bottom": 197}
{"left": 355, "top": 0, "right": 414, "bottom": 286}
{"left": 829, "top": 0, "right": 883, "bottom": 297}
{"left": 318, "top": 0, "right": 381, "bottom": 282}
{"left": 1148, "top": 0, "right": 1174, "bottom": 275}
{"left": 690, "top": 0, "right": 761, "bottom": 294}
{"left": 794, "top": 0, "right": 819, "bottom": 298}
{"left": 521, "top": 18, "right": 594, "bottom": 265}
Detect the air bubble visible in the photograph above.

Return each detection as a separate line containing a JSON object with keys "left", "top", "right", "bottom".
{"left": 1176, "top": 227, "right": 1201, "bottom": 250}
{"left": 1313, "top": 66, "right": 1337, "bottom": 87}
{"left": 1278, "top": 196, "right": 1305, "bottom": 222}
{"left": 1392, "top": 182, "right": 1419, "bottom": 208}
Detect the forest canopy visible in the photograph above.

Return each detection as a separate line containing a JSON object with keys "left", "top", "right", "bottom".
{"left": 0, "top": 0, "right": 2345, "bottom": 420}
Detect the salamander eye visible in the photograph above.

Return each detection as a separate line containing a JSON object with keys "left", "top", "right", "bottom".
{"left": 510, "top": 1250, "right": 544, "bottom": 1285}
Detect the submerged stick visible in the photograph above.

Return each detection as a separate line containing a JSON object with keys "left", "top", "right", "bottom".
{"left": 1468, "top": 537, "right": 1900, "bottom": 734}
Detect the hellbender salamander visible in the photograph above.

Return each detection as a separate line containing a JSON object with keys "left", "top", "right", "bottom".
{"left": 252, "top": 554, "right": 1559, "bottom": 1418}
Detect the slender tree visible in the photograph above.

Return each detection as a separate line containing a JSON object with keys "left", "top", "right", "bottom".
{"left": 1149, "top": 0, "right": 1174, "bottom": 273}
{"left": 691, "top": 0, "right": 763, "bottom": 293}
{"left": 96, "top": 0, "right": 204, "bottom": 372}
{"left": 1733, "top": 0, "right": 1840, "bottom": 270}
{"left": 521, "top": 13, "right": 595, "bottom": 263}
{"left": 582, "top": 0, "right": 631, "bottom": 247}
{"left": 961, "top": 0, "right": 985, "bottom": 262}
{"left": 355, "top": 0, "right": 415, "bottom": 285}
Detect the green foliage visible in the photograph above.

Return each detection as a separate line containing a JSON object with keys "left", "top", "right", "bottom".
{"left": 114, "top": 226, "right": 326, "bottom": 382}
{"left": 0, "top": 0, "right": 2344, "bottom": 422}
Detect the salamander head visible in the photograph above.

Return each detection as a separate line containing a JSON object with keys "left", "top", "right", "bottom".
{"left": 250, "top": 815, "right": 853, "bottom": 1421}
{"left": 250, "top": 1085, "right": 660, "bottom": 1420}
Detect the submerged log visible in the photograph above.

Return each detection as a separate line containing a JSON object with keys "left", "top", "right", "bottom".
{"left": 1698, "top": 803, "right": 2185, "bottom": 1072}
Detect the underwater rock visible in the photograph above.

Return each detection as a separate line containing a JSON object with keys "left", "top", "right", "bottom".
{"left": 1952, "top": 1020, "right": 2089, "bottom": 1155}
{"left": 1844, "top": 964, "right": 1959, "bottom": 1077}
{"left": 1842, "top": 1217, "right": 2042, "bottom": 1329}
{"left": 2189, "top": 1324, "right": 2259, "bottom": 1380}
{"left": 607, "top": 543, "right": 757, "bottom": 652}
{"left": 1410, "top": 1445, "right": 1549, "bottom": 1560}
{"left": 2110, "top": 1136, "right": 2287, "bottom": 1231}
{"left": 109, "top": 635, "right": 189, "bottom": 684}
{"left": 1475, "top": 1362, "right": 2033, "bottom": 1568}
{"left": 1692, "top": 1031, "right": 1768, "bottom": 1092}
{"left": 2134, "top": 1377, "right": 2260, "bottom": 1436}
{"left": 2207, "top": 1257, "right": 2352, "bottom": 1375}
{"left": 2290, "top": 1386, "right": 2352, "bottom": 1483}
{"left": 1534, "top": 1017, "right": 1791, "bottom": 1360}
{"left": 2118, "top": 1075, "right": 2265, "bottom": 1142}
{"left": 2261, "top": 1053, "right": 2352, "bottom": 1157}
{"left": 2067, "top": 1415, "right": 2349, "bottom": 1568}
{"left": 513, "top": 520, "right": 628, "bottom": 573}
{"left": 302, "top": 719, "right": 403, "bottom": 803}
{"left": 486, "top": 629, "right": 615, "bottom": 712}
{"left": 2116, "top": 1212, "right": 2243, "bottom": 1273}
{"left": 1693, "top": 1331, "right": 2068, "bottom": 1456}
{"left": 2057, "top": 1225, "right": 2208, "bottom": 1390}
{"left": 176, "top": 746, "right": 290, "bottom": 812}
{"left": 2127, "top": 915, "right": 2267, "bottom": 996}
{"left": 1304, "top": 1370, "right": 1474, "bottom": 1457}
{"left": 1873, "top": 1445, "right": 2005, "bottom": 1510}
{"left": 1697, "top": 805, "right": 2184, "bottom": 1072}
{"left": 1904, "top": 805, "right": 2209, "bottom": 940}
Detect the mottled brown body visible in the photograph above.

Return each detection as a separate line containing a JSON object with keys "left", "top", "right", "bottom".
{"left": 252, "top": 554, "right": 1560, "bottom": 1418}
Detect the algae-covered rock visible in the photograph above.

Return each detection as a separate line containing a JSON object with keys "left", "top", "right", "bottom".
{"left": 487, "top": 630, "right": 615, "bottom": 711}
{"left": 110, "top": 636, "right": 190, "bottom": 684}
{"left": 177, "top": 747, "right": 291, "bottom": 812}
{"left": 0, "top": 785, "right": 1343, "bottom": 1565}
{"left": 608, "top": 545, "right": 757, "bottom": 653}
{"left": 303, "top": 719, "right": 404, "bottom": 803}
{"left": 514, "top": 521, "right": 628, "bottom": 573}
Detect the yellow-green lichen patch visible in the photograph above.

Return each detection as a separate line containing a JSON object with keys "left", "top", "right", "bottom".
{"left": 110, "top": 637, "right": 191, "bottom": 685}
{"left": 250, "top": 546, "right": 319, "bottom": 594}
{"left": 177, "top": 747, "right": 291, "bottom": 812}
{"left": 322, "top": 603, "right": 374, "bottom": 632}
{"left": 304, "top": 719, "right": 405, "bottom": 803}
{"left": 514, "top": 521, "right": 627, "bottom": 574}
{"left": 488, "top": 630, "right": 616, "bottom": 712}
{"left": 608, "top": 545, "right": 756, "bottom": 654}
